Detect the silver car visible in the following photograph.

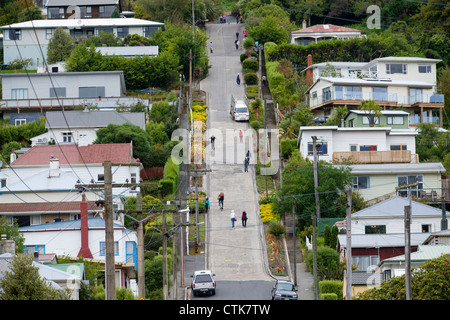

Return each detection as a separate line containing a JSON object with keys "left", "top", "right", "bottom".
{"left": 190, "top": 270, "right": 216, "bottom": 296}
{"left": 271, "top": 280, "right": 297, "bottom": 300}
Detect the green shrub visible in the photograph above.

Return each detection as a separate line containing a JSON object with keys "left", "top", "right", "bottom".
{"left": 158, "top": 179, "right": 174, "bottom": 195}
{"left": 242, "top": 59, "right": 258, "bottom": 72}
{"left": 319, "top": 280, "right": 343, "bottom": 300}
{"left": 280, "top": 139, "right": 297, "bottom": 158}
{"left": 320, "top": 293, "right": 338, "bottom": 300}
{"left": 244, "top": 72, "right": 258, "bottom": 85}
{"left": 306, "top": 246, "right": 341, "bottom": 281}
{"left": 267, "top": 221, "right": 286, "bottom": 239}
{"left": 250, "top": 120, "right": 262, "bottom": 131}
{"left": 240, "top": 53, "right": 248, "bottom": 63}
{"left": 243, "top": 37, "right": 255, "bottom": 49}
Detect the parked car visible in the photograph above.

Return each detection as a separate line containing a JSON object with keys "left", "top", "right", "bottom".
{"left": 271, "top": 280, "right": 297, "bottom": 300}
{"left": 190, "top": 270, "right": 216, "bottom": 296}
{"left": 313, "top": 116, "right": 328, "bottom": 124}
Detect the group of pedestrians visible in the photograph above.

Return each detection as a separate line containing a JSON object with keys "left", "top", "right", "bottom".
{"left": 230, "top": 210, "right": 248, "bottom": 228}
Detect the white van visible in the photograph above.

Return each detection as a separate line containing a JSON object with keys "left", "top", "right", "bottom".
{"left": 230, "top": 96, "right": 250, "bottom": 121}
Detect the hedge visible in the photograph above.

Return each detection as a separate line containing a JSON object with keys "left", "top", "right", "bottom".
{"left": 244, "top": 72, "right": 258, "bottom": 85}
{"left": 242, "top": 59, "right": 258, "bottom": 72}
{"left": 320, "top": 293, "right": 338, "bottom": 300}
{"left": 319, "top": 280, "right": 343, "bottom": 300}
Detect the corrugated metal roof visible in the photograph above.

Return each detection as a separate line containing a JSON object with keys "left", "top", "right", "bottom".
{"left": 0, "top": 18, "right": 163, "bottom": 29}
{"left": 351, "top": 196, "right": 447, "bottom": 218}
{"left": 338, "top": 233, "right": 429, "bottom": 248}
{"left": 46, "top": 110, "right": 145, "bottom": 130}
{"left": 292, "top": 24, "right": 361, "bottom": 34}
{"left": 10, "top": 143, "right": 138, "bottom": 166}
{"left": 347, "top": 162, "right": 445, "bottom": 174}
{"left": 0, "top": 201, "right": 102, "bottom": 214}
{"left": 19, "top": 217, "right": 122, "bottom": 231}
{"left": 382, "top": 245, "right": 450, "bottom": 263}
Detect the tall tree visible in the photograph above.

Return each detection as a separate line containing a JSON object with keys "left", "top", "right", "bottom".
{"left": 46, "top": 27, "right": 73, "bottom": 64}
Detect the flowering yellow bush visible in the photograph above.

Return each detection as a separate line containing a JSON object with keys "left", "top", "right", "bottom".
{"left": 259, "top": 203, "right": 279, "bottom": 224}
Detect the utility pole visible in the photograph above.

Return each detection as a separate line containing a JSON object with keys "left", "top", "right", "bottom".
{"left": 405, "top": 203, "right": 411, "bottom": 300}
{"left": 312, "top": 214, "right": 319, "bottom": 300}
{"left": 136, "top": 192, "right": 145, "bottom": 299}
{"left": 292, "top": 197, "right": 297, "bottom": 286}
{"left": 162, "top": 210, "right": 169, "bottom": 300}
{"left": 312, "top": 136, "right": 321, "bottom": 219}
{"left": 104, "top": 161, "right": 116, "bottom": 300}
{"left": 172, "top": 213, "right": 178, "bottom": 300}
{"left": 345, "top": 188, "right": 352, "bottom": 300}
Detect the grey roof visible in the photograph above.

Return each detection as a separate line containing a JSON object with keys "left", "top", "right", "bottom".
{"left": 338, "top": 232, "right": 429, "bottom": 249}
{"left": 1, "top": 18, "right": 163, "bottom": 29}
{"left": 97, "top": 46, "right": 158, "bottom": 56}
{"left": 46, "top": 0, "right": 118, "bottom": 6}
{"left": 351, "top": 196, "right": 447, "bottom": 218}
{"left": 45, "top": 110, "right": 145, "bottom": 129}
{"left": 381, "top": 245, "right": 450, "bottom": 264}
{"left": 346, "top": 162, "right": 445, "bottom": 175}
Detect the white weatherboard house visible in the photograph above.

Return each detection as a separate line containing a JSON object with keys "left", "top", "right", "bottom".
{"left": 337, "top": 196, "right": 448, "bottom": 272}
{"left": 30, "top": 110, "right": 145, "bottom": 147}
{"left": 298, "top": 126, "right": 446, "bottom": 202}
{"left": 0, "top": 18, "right": 164, "bottom": 69}
{"left": 303, "top": 57, "right": 444, "bottom": 127}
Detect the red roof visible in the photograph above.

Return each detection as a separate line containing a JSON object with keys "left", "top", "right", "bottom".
{"left": 11, "top": 143, "right": 139, "bottom": 166}
{"left": 292, "top": 24, "right": 361, "bottom": 34}
{"left": 0, "top": 201, "right": 103, "bottom": 213}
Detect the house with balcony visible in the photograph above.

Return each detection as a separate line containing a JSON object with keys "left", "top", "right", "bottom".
{"left": 303, "top": 57, "right": 444, "bottom": 127}
{"left": 0, "top": 71, "right": 146, "bottom": 118}
{"left": 45, "top": 0, "right": 121, "bottom": 19}
{"left": 298, "top": 125, "right": 446, "bottom": 203}
{"left": 290, "top": 21, "right": 362, "bottom": 46}
{"left": 0, "top": 18, "right": 164, "bottom": 69}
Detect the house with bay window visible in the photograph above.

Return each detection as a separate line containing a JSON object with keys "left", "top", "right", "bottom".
{"left": 298, "top": 125, "right": 446, "bottom": 203}
{"left": 0, "top": 18, "right": 163, "bottom": 69}
{"left": 304, "top": 57, "right": 444, "bottom": 127}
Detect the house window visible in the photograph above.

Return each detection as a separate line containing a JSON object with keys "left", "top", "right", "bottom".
{"left": 348, "top": 119, "right": 355, "bottom": 127}
{"left": 7, "top": 29, "right": 22, "bottom": 40}
{"left": 11, "top": 88, "right": 28, "bottom": 99}
{"left": 99, "top": 5, "right": 116, "bottom": 17}
{"left": 397, "top": 175, "right": 423, "bottom": 197}
{"left": 97, "top": 174, "right": 104, "bottom": 182}
{"left": 386, "top": 63, "right": 407, "bottom": 74}
{"left": 100, "top": 241, "right": 119, "bottom": 256}
{"left": 24, "top": 245, "right": 45, "bottom": 255}
{"left": 362, "top": 116, "right": 379, "bottom": 125}
{"left": 335, "top": 85, "right": 361, "bottom": 100}
{"left": 422, "top": 224, "right": 431, "bottom": 233}
{"left": 131, "top": 173, "right": 137, "bottom": 183}
{"left": 390, "top": 145, "right": 407, "bottom": 151}
{"left": 308, "top": 142, "right": 328, "bottom": 156}
{"left": 1, "top": 178, "right": 6, "bottom": 188}
{"left": 15, "top": 119, "right": 26, "bottom": 126}
{"left": 79, "top": 87, "right": 105, "bottom": 98}
{"left": 387, "top": 116, "right": 404, "bottom": 125}
{"left": 373, "top": 87, "right": 387, "bottom": 101}
{"left": 359, "top": 145, "right": 377, "bottom": 151}
{"left": 80, "top": 6, "right": 92, "bottom": 18}
{"left": 352, "top": 256, "right": 379, "bottom": 272}
{"left": 365, "top": 225, "right": 386, "bottom": 234}
{"left": 49, "top": 87, "right": 66, "bottom": 98}
{"left": 46, "top": 28, "right": 55, "bottom": 40}
{"left": 143, "top": 26, "right": 159, "bottom": 37}
{"left": 409, "top": 87, "right": 423, "bottom": 104}
{"left": 322, "top": 87, "right": 331, "bottom": 102}
{"left": 48, "top": 7, "right": 65, "bottom": 19}
{"left": 126, "top": 241, "right": 137, "bottom": 266}
{"left": 418, "top": 65, "right": 431, "bottom": 73}
{"left": 350, "top": 145, "right": 357, "bottom": 151}
{"left": 353, "top": 176, "right": 370, "bottom": 190}
{"left": 117, "top": 27, "right": 129, "bottom": 38}
{"left": 62, "top": 132, "right": 72, "bottom": 143}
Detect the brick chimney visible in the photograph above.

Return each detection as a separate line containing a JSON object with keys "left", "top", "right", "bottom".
{"left": 49, "top": 155, "right": 60, "bottom": 178}
{"left": 306, "top": 54, "right": 313, "bottom": 85}
{"left": 0, "top": 234, "right": 15, "bottom": 255}
{"left": 78, "top": 193, "right": 93, "bottom": 259}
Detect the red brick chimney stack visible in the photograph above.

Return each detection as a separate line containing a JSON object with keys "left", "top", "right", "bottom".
{"left": 306, "top": 54, "right": 313, "bottom": 85}
{"left": 78, "top": 193, "right": 93, "bottom": 259}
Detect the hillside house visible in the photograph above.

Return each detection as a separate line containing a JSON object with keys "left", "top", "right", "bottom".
{"left": 0, "top": 143, "right": 141, "bottom": 226}
{"left": 290, "top": 22, "right": 362, "bottom": 46}
{"left": 0, "top": 18, "right": 164, "bottom": 69}
{"left": 337, "top": 196, "right": 449, "bottom": 272}
{"left": 45, "top": 0, "right": 121, "bottom": 19}
{"left": 303, "top": 57, "right": 444, "bottom": 127}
